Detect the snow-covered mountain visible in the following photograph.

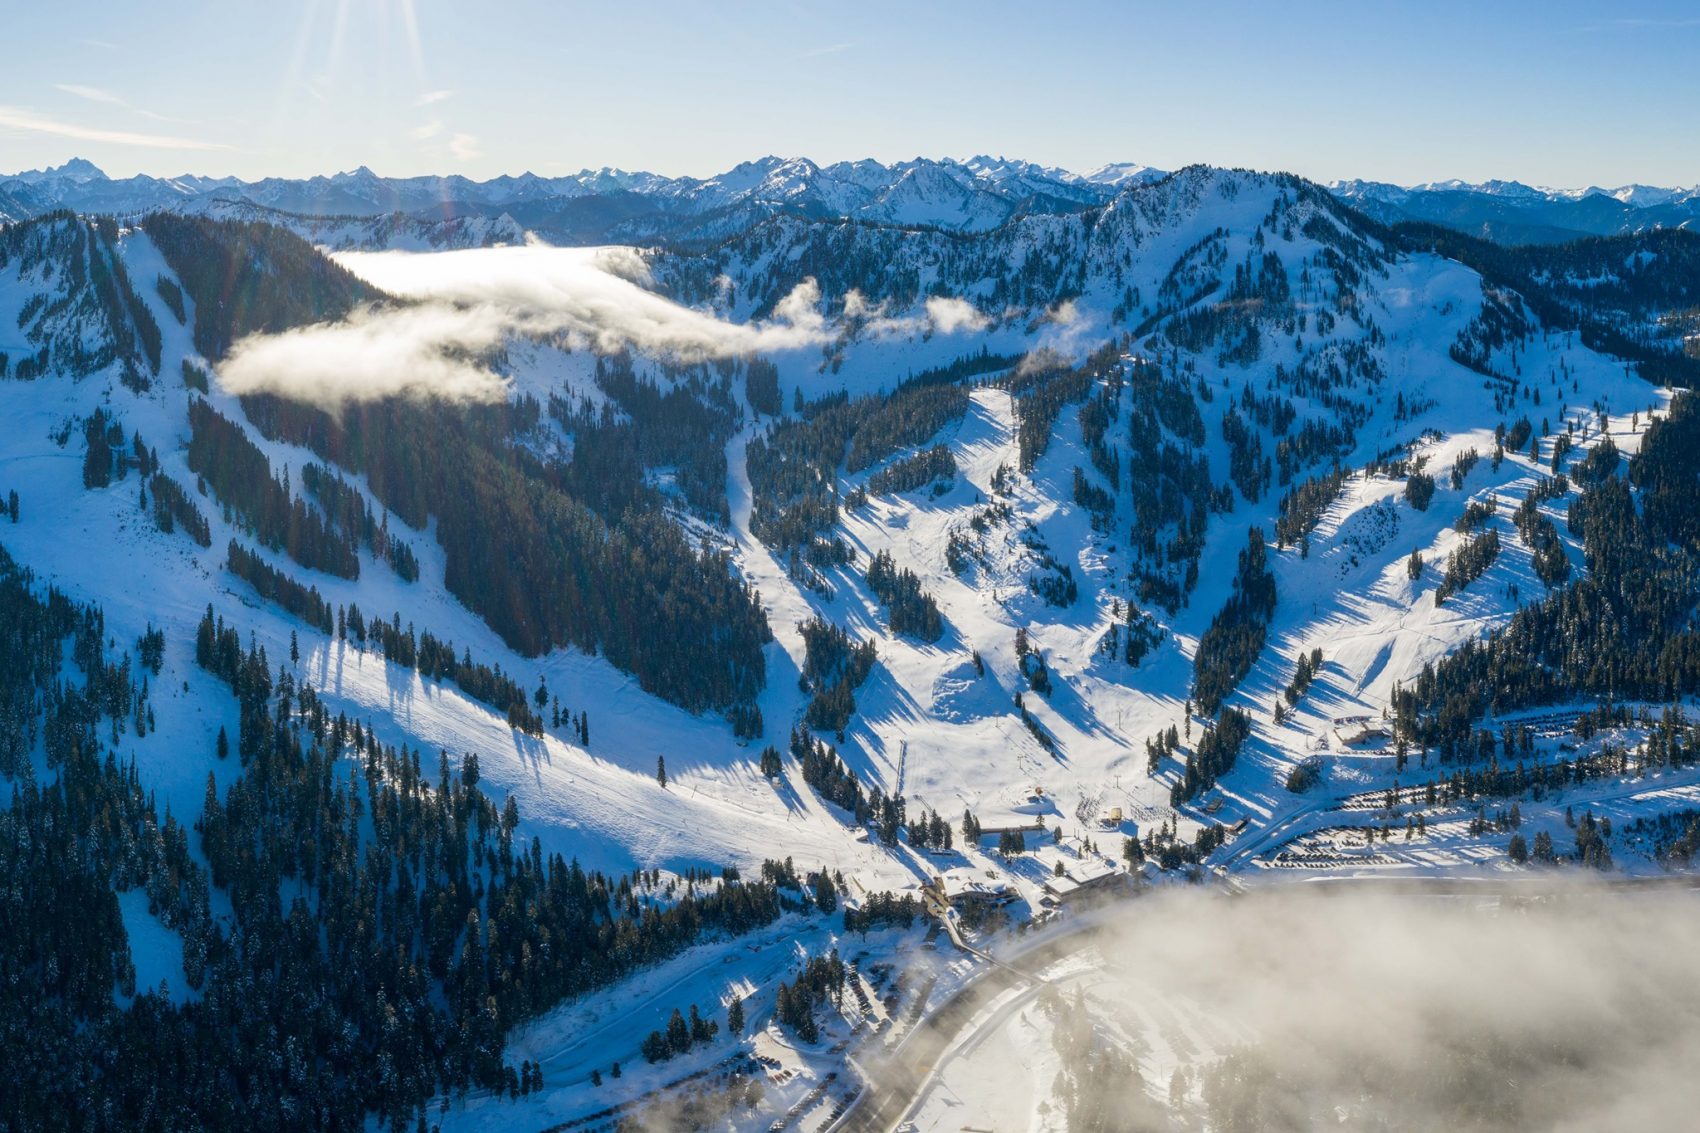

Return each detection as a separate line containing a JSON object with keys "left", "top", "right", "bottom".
{"left": 1331, "top": 175, "right": 1700, "bottom": 243}
{"left": 5, "top": 162, "right": 1700, "bottom": 1131}
{"left": 15, "top": 155, "right": 1697, "bottom": 253}
{"left": 0, "top": 154, "right": 1168, "bottom": 245}
{"left": 1334, "top": 174, "right": 1700, "bottom": 206}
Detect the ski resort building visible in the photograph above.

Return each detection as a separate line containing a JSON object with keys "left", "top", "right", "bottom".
{"left": 1041, "top": 858, "right": 1122, "bottom": 903}
{"left": 936, "top": 867, "right": 1017, "bottom": 910}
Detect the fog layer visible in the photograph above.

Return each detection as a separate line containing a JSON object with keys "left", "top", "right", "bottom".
{"left": 216, "top": 244, "right": 989, "bottom": 407}
{"left": 1001, "top": 885, "right": 1700, "bottom": 1132}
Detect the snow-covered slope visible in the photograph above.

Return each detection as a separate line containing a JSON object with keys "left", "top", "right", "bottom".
{"left": 4, "top": 166, "right": 1685, "bottom": 898}
{"left": 5, "top": 165, "right": 1697, "bottom": 1130}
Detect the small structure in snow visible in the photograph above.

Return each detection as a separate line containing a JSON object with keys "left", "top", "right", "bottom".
{"left": 936, "top": 867, "right": 1016, "bottom": 910}
{"left": 1335, "top": 721, "right": 1391, "bottom": 747}
{"left": 1009, "top": 785, "right": 1051, "bottom": 815}
{"left": 1042, "top": 857, "right": 1120, "bottom": 902}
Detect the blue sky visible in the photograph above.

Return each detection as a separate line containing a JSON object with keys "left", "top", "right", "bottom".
{"left": 2, "top": 0, "right": 1697, "bottom": 187}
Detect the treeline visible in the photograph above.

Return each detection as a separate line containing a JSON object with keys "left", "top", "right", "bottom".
{"left": 188, "top": 399, "right": 360, "bottom": 579}
{"left": 81, "top": 408, "right": 125, "bottom": 489}
{"left": 843, "top": 891, "right": 922, "bottom": 934}
{"left": 1192, "top": 528, "right": 1277, "bottom": 716}
{"left": 866, "top": 549, "right": 944, "bottom": 641}
{"left": 1124, "top": 358, "right": 1218, "bottom": 611}
{"left": 1405, "top": 468, "right": 1436, "bottom": 511}
{"left": 1512, "top": 483, "right": 1572, "bottom": 587}
{"left": 864, "top": 444, "right": 956, "bottom": 497}
{"left": 1172, "top": 707, "right": 1252, "bottom": 806}
{"left": 639, "top": 1004, "right": 721, "bottom": 1064}
{"left": 746, "top": 357, "right": 781, "bottom": 415}
{"left": 907, "top": 808, "right": 955, "bottom": 851}
{"left": 1396, "top": 392, "right": 1700, "bottom": 753}
{"left": 1072, "top": 465, "right": 1115, "bottom": 530}
{"left": 789, "top": 725, "right": 875, "bottom": 824}
{"left": 0, "top": 544, "right": 152, "bottom": 781}
{"left": 748, "top": 376, "right": 970, "bottom": 551}
{"left": 896, "top": 346, "right": 1019, "bottom": 391}
{"left": 177, "top": 607, "right": 784, "bottom": 1128}
{"left": 772, "top": 951, "right": 847, "bottom": 1044}
{"left": 1222, "top": 408, "right": 1272, "bottom": 502}
{"left": 552, "top": 355, "right": 741, "bottom": 523}
{"left": 1274, "top": 466, "right": 1346, "bottom": 549}
{"left": 199, "top": 570, "right": 546, "bottom": 734}
{"left": 1285, "top": 647, "right": 1324, "bottom": 706}
{"left": 1392, "top": 718, "right": 1700, "bottom": 811}
{"left": 1434, "top": 529, "right": 1501, "bottom": 605}
{"left": 1007, "top": 343, "right": 1119, "bottom": 472}
{"left": 845, "top": 380, "right": 970, "bottom": 473}
{"left": 1077, "top": 368, "right": 1123, "bottom": 487}
{"left": 149, "top": 470, "right": 212, "bottom": 546}
{"left": 141, "top": 212, "right": 380, "bottom": 359}
{"left": 0, "top": 213, "right": 160, "bottom": 385}
{"left": 1449, "top": 286, "right": 1532, "bottom": 378}
{"left": 1099, "top": 596, "right": 1166, "bottom": 667}
{"left": 798, "top": 616, "right": 877, "bottom": 736}
{"left": 300, "top": 462, "right": 418, "bottom": 581}
{"left": 226, "top": 541, "right": 334, "bottom": 633}
{"left": 238, "top": 392, "right": 770, "bottom": 718}
{"left": 1124, "top": 818, "right": 1231, "bottom": 871}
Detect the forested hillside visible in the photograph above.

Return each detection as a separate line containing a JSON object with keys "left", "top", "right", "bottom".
{"left": 3, "top": 163, "right": 1700, "bottom": 1132}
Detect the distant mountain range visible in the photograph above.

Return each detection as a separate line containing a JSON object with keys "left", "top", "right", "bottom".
{"left": 3, "top": 155, "right": 1696, "bottom": 247}
{"left": 1330, "top": 176, "right": 1700, "bottom": 244}
{"left": 0, "top": 154, "right": 1166, "bottom": 245}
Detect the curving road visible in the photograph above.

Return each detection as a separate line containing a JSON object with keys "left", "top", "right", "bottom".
{"left": 833, "top": 913, "right": 1113, "bottom": 1133}
{"left": 831, "top": 875, "right": 1700, "bottom": 1133}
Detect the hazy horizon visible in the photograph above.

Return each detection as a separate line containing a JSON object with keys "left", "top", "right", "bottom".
{"left": 7, "top": 151, "right": 1697, "bottom": 196}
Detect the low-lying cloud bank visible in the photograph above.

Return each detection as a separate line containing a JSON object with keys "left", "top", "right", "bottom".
{"left": 959, "top": 884, "right": 1700, "bottom": 1132}
{"left": 216, "top": 244, "right": 992, "bottom": 407}
{"left": 219, "top": 302, "right": 514, "bottom": 405}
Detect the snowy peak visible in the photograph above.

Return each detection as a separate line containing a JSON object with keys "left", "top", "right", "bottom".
{"left": 19, "top": 156, "right": 109, "bottom": 184}
{"left": 0, "top": 155, "right": 1169, "bottom": 244}
{"left": 1080, "top": 161, "right": 1166, "bottom": 187}
{"left": 1584, "top": 183, "right": 1700, "bottom": 208}
{"left": 17, "top": 154, "right": 1694, "bottom": 250}
{"left": 1416, "top": 178, "right": 1546, "bottom": 199}
{"left": 1329, "top": 174, "right": 1700, "bottom": 244}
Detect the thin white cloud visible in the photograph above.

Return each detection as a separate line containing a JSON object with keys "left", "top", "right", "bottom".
{"left": 55, "top": 84, "right": 125, "bottom": 107}
{"left": 799, "top": 42, "right": 855, "bottom": 59}
{"left": 55, "top": 84, "right": 178, "bottom": 124}
{"left": 411, "top": 120, "right": 443, "bottom": 141}
{"left": 416, "top": 89, "right": 454, "bottom": 106}
{"left": 449, "top": 132, "right": 481, "bottom": 161}
{"left": 0, "top": 106, "right": 226, "bottom": 151}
